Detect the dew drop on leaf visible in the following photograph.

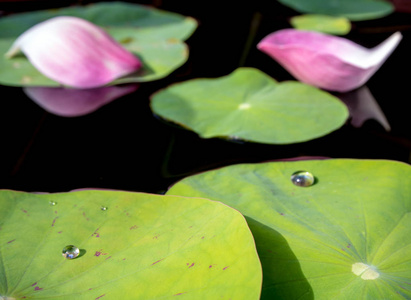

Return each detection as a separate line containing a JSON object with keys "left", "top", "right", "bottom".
{"left": 291, "top": 171, "right": 314, "bottom": 187}
{"left": 62, "top": 245, "right": 80, "bottom": 259}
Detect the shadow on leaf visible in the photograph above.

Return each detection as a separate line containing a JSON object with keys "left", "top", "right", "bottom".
{"left": 246, "top": 217, "right": 313, "bottom": 300}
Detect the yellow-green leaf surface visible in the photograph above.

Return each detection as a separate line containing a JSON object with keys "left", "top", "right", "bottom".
{"left": 0, "top": 190, "right": 262, "bottom": 299}
{"left": 167, "top": 159, "right": 411, "bottom": 299}
{"left": 290, "top": 14, "right": 351, "bottom": 35}
{"left": 150, "top": 68, "right": 349, "bottom": 144}
{"left": 0, "top": 2, "right": 197, "bottom": 87}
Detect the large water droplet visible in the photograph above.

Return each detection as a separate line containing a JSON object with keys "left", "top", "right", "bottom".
{"left": 291, "top": 171, "right": 314, "bottom": 187}
{"left": 62, "top": 245, "right": 80, "bottom": 259}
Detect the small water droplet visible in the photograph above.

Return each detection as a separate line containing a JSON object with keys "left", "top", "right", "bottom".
{"left": 49, "top": 201, "right": 57, "bottom": 206}
{"left": 101, "top": 206, "right": 107, "bottom": 211}
{"left": 62, "top": 245, "right": 80, "bottom": 259}
{"left": 291, "top": 171, "right": 314, "bottom": 187}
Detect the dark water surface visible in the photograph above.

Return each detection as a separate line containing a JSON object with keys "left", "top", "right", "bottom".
{"left": 1, "top": 0, "right": 410, "bottom": 193}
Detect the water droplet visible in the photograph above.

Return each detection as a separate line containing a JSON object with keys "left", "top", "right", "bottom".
{"left": 49, "top": 201, "right": 57, "bottom": 206}
{"left": 291, "top": 171, "right": 314, "bottom": 187}
{"left": 101, "top": 206, "right": 107, "bottom": 211}
{"left": 62, "top": 245, "right": 80, "bottom": 259}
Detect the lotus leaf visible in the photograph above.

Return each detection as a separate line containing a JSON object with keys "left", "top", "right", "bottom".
{"left": 167, "top": 159, "right": 411, "bottom": 299}
{"left": 0, "top": 189, "right": 262, "bottom": 299}
{"left": 290, "top": 15, "right": 351, "bottom": 35}
{"left": 0, "top": 2, "right": 197, "bottom": 87}
{"left": 150, "top": 68, "right": 349, "bottom": 144}
{"left": 278, "top": 0, "right": 394, "bottom": 21}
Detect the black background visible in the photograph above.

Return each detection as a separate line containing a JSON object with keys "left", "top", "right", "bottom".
{"left": 1, "top": 0, "right": 410, "bottom": 193}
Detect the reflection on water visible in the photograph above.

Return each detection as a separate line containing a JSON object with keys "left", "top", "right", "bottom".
{"left": 337, "top": 86, "right": 391, "bottom": 131}
{"left": 23, "top": 84, "right": 138, "bottom": 117}
{"left": 390, "top": 0, "right": 411, "bottom": 13}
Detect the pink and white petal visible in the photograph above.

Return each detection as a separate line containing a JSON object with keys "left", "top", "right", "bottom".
{"left": 6, "top": 16, "right": 142, "bottom": 88}
{"left": 23, "top": 84, "right": 138, "bottom": 117}
{"left": 257, "top": 29, "right": 402, "bottom": 92}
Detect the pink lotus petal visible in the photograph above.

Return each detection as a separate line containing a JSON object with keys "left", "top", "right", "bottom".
{"left": 257, "top": 29, "right": 402, "bottom": 92}
{"left": 23, "top": 84, "right": 138, "bottom": 117}
{"left": 6, "top": 16, "right": 142, "bottom": 88}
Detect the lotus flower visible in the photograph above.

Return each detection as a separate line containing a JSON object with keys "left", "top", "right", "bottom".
{"left": 5, "top": 16, "right": 142, "bottom": 88}
{"left": 257, "top": 29, "right": 402, "bottom": 92}
{"left": 23, "top": 84, "right": 138, "bottom": 117}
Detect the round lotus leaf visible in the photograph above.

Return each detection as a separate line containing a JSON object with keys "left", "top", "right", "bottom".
{"left": 290, "top": 14, "right": 351, "bottom": 35}
{"left": 0, "top": 2, "right": 197, "bottom": 87}
{"left": 0, "top": 190, "right": 262, "bottom": 299}
{"left": 150, "top": 68, "right": 349, "bottom": 144}
{"left": 278, "top": 0, "right": 394, "bottom": 21}
{"left": 166, "top": 159, "right": 411, "bottom": 299}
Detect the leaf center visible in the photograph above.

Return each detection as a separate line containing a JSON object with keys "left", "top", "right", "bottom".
{"left": 351, "top": 262, "right": 380, "bottom": 280}
{"left": 238, "top": 103, "right": 251, "bottom": 110}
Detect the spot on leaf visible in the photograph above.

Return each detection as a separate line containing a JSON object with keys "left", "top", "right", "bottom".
{"left": 352, "top": 262, "right": 379, "bottom": 280}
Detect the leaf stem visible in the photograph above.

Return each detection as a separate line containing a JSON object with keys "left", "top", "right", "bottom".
{"left": 239, "top": 11, "right": 262, "bottom": 67}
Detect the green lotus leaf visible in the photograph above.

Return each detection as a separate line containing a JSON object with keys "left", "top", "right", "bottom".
{"left": 0, "top": 189, "right": 262, "bottom": 299}
{"left": 0, "top": 2, "right": 197, "bottom": 87}
{"left": 150, "top": 68, "right": 349, "bottom": 144}
{"left": 290, "top": 14, "right": 351, "bottom": 35}
{"left": 278, "top": 0, "right": 394, "bottom": 21}
{"left": 166, "top": 159, "right": 411, "bottom": 299}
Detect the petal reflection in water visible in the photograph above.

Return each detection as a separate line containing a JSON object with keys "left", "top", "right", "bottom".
{"left": 389, "top": 0, "right": 411, "bottom": 13}
{"left": 337, "top": 86, "right": 390, "bottom": 131}
{"left": 23, "top": 84, "right": 138, "bottom": 117}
